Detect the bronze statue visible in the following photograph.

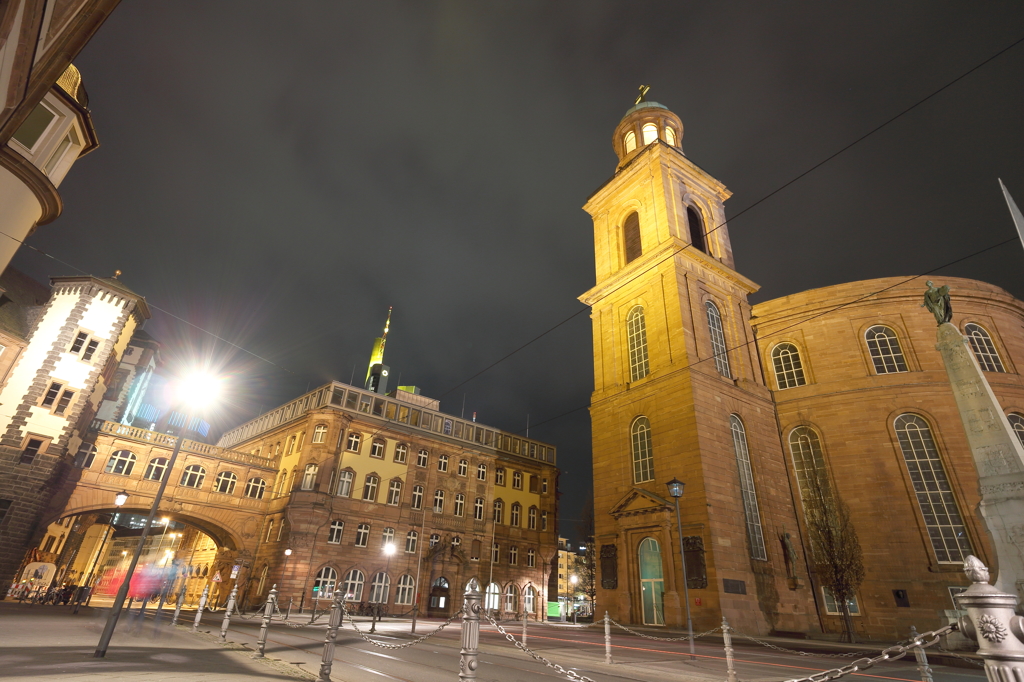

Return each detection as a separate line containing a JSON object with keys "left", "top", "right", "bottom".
{"left": 922, "top": 281, "right": 952, "bottom": 325}
{"left": 781, "top": 529, "right": 798, "bottom": 579}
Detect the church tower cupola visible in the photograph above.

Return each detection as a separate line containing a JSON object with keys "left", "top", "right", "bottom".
{"left": 612, "top": 86, "right": 683, "bottom": 170}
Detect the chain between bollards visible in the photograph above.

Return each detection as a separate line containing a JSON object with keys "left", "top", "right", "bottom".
{"left": 219, "top": 585, "right": 238, "bottom": 641}
{"left": 318, "top": 590, "right": 345, "bottom": 681}
{"left": 723, "top": 616, "right": 737, "bottom": 682}
{"left": 604, "top": 611, "right": 612, "bottom": 665}
{"left": 459, "top": 578, "right": 482, "bottom": 681}
{"left": 255, "top": 585, "right": 277, "bottom": 658}
{"left": 192, "top": 584, "right": 209, "bottom": 632}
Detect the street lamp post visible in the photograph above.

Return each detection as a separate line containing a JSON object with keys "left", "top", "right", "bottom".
{"left": 370, "top": 543, "right": 395, "bottom": 634}
{"left": 666, "top": 477, "right": 695, "bottom": 660}
{"left": 94, "top": 372, "right": 220, "bottom": 658}
{"left": 76, "top": 494, "right": 127, "bottom": 612}
{"left": 570, "top": 575, "right": 578, "bottom": 625}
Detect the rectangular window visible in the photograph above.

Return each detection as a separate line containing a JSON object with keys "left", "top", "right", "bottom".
{"left": 541, "top": 511, "right": 548, "bottom": 531}
{"left": 54, "top": 389, "right": 75, "bottom": 416}
{"left": 433, "top": 489, "right": 445, "bottom": 514}
{"left": 454, "top": 493, "right": 465, "bottom": 517}
{"left": 41, "top": 382, "right": 63, "bottom": 407}
{"left": 496, "top": 468, "right": 505, "bottom": 486}
{"left": 443, "top": 419, "right": 453, "bottom": 435}
{"left": 417, "top": 450, "right": 428, "bottom": 467}
{"left": 20, "top": 438, "right": 44, "bottom": 465}
{"left": 328, "top": 521, "right": 344, "bottom": 544}
{"left": 387, "top": 480, "right": 402, "bottom": 506}
{"left": 370, "top": 440, "right": 385, "bottom": 458}
{"left": 0, "top": 499, "right": 11, "bottom": 525}
{"left": 438, "top": 455, "right": 449, "bottom": 472}
{"left": 527, "top": 549, "right": 536, "bottom": 567}
{"left": 541, "top": 478, "right": 548, "bottom": 494}
{"left": 362, "top": 476, "right": 378, "bottom": 502}
{"left": 336, "top": 471, "right": 353, "bottom": 497}
{"left": 412, "top": 486, "right": 423, "bottom": 510}
{"left": 529, "top": 475, "right": 539, "bottom": 494}
{"left": 69, "top": 331, "right": 88, "bottom": 354}
{"left": 82, "top": 339, "right": 100, "bottom": 362}
{"left": 265, "top": 520, "right": 275, "bottom": 542}
{"left": 822, "top": 587, "right": 860, "bottom": 616}
{"left": 528, "top": 507, "right": 537, "bottom": 530}
{"left": 512, "top": 471, "right": 523, "bottom": 489}
{"left": 509, "top": 546, "right": 518, "bottom": 565}
{"left": 474, "top": 498, "right": 484, "bottom": 520}
{"left": 347, "top": 433, "right": 361, "bottom": 452}
{"left": 477, "top": 464, "right": 487, "bottom": 480}
{"left": 344, "top": 392, "right": 359, "bottom": 410}
{"left": 355, "top": 524, "right": 369, "bottom": 547}
{"left": 491, "top": 543, "right": 499, "bottom": 563}
{"left": 410, "top": 409, "right": 420, "bottom": 426}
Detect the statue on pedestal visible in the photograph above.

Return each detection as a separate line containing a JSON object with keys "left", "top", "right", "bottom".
{"left": 923, "top": 281, "right": 952, "bottom": 325}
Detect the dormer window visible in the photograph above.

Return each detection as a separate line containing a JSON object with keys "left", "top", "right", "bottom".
{"left": 12, "top": 103, "right": 58, "bottom": 151}
{"left": 642, "top": 123, "right": 658, "bottom": 145}
{"left": 624, "top": 131, "right": 637, "bottom": 153}
{"left": 665, "top": 127, "right": 677, "bottom": 146}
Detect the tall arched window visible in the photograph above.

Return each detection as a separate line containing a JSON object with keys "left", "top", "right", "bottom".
{"left": 1008, "top": 413, "right": 1024, "bottom": 449}
{"left": 369, "top": 572, "right": 390, "bottom": 603}
{"left": 301, "top": 464, "right": 318, "bottom": 490}
{"left": 771, "top": 343, "right": 806, "bottom": 389}
{"left": 623, "top": 212, "right": 642, "bottom": 264}
{"left": 214, "top": 471, "right": 237, "bottom": 494}
{"left": 894, "top": 414, "right": 972, "bottom": 563}
{"left": 730, "top": 415, "right": 766, "bottom": 560}
{"left": 865, "top": 325, "right": 908, "bottom": 374}
{"left": 245, "top": 477, "right": 267, "bottom": 499}
{"left": 180, "top": 464, "right": 206, "bottom": 488}
{"left": 631, "top": 416, "right": 654, "bottom": 484}
{"left": 965, "top": 323, "right": 1005, "bottom": 372}
{"left": 395, "top": 575, "right": 415, "bottom": 605}
{"left": 314, "top": 567, "right": 337, "bottom": 598}
{"left": 705, "top": 301, "right": 730, "bottom": 377}
{"left": 641, "top": 122, "right": 658, "bottom": 145}
{"left": 485, "top": 582, "right": 501, "bottom": 611}
{"left": 665, "top": 127, "right": 677, "bottom": 146}
{"left": 686, "top": 206, "right": 706, "bottom": 253}
{"left": 342, "top": 569, "right": 363, "bottom": 601}
{"left": 524, "top": 585, "right": 537, "bottom": 613}
{"left": 504, "top": 584, "right": 519, "bottom": 612}
{"left": 144, "top": 457, "right": 168, "bottom": 481}
{"left": 105, "top": 450, "right": 136, "bottom": 476}
{"left": 626, "top": 306, "right": 650, "bottom": 382}
{"left": 624, "top": 130, "right": 637, "bottom": 153}
{"left": 638, "top": 538, "right": 665, "bottom": 625}
{"left": 788, "top": 426, "right": 829, "bottom": 508}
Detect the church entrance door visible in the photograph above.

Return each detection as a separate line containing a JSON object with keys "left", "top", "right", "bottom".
{"left": 638, "top": 538, "right": 664, "bottom": 625}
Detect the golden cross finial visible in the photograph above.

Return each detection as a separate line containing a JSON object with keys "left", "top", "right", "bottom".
{"left": 635, "top": 84, "right": 650, "bottom": 105}
{"left": 113, "top": 270, "right": 122, "bottom": 279}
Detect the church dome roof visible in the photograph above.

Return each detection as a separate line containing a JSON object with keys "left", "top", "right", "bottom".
{"left": 612, "top": 93, "right": 683, "bottom": 169}
{"left": 619, "top": 100, "right": 670, "bottom": 121}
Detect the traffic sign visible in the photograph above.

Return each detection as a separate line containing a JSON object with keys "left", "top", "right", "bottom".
{"left": 212, "top": 570, "right": 222, "bottom": 583}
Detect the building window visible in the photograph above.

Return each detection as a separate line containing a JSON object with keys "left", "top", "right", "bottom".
{"left": 362, "top": 475, "right": 379, "bottom": 501}
{"left": 510, "top": 503, "right": 521, "bottom": 527}
{"left": 286, "top": 435, "right": 296, "bottom": 455}
{"left": 370, "top": 439, "right": 385, "bottom": 459}
{"left": 529, "top": 475, "right": 539, "bottom": 493}
{"left": 541, "top": 511, "right": 548, "bottom": 531}
{"left": 1009, "top": 413, "right": 1024, "bottom": 449}
{"left": 527, "top": 548, "right": 536, "bottom": 567}
{"left": 687, "top": 206, "right": 707, "bottom": 253}
{"left": 454, "top": 493, "right": 465, "bottom": 517}
{"left": 528, "top": 506, "right": 537, "bottom": 530}
{"left": 312, "top": 424, "right": 328, "bottom": 443}
{"left": 631, "top": 416, "right": 654, "bottom": 484}
{"left": 347, "top": 433, "right": 361, "bottom": 451}
{"left": 405, "top": 531, "right": 418, "bottom": 553}
{"left": 788, "top": 426, "right": 830, "bottom": 508}
{"left": 491, "top": 543, "right": 500, "bottom": 563}
{"left": 542, "top": 478, "right": 548, "bottom": 494}
{"left": 180, "top": 465, "right": 206, "bottom": 488}
{"left": 417, "top": 450, "right": 428, "bottom": 467}
{"left": 336, "top": 470, "right": 353, "bottom": 497}
{"left": 665, "top": 127, "right": 677, "bottom": 146}
{"left": 21, "top": 438, "right": 45, "bottom": 465}
{"left": 474, "top": 497, "right": 484, "bottom": 520}
{"left": 496, "top": 468, "right": 506, "bottom": 486}
{"left": 771, "top": 343, "right": 807, "bottom": 389}
{"left": 74, "top": 444, "right": 97, "bottom": 469}
{"left": 705, "top": 301, "right": 731, "bottom": 377}
{"left": 328, "top": 521, "right": 344, "bottom": 544}
{"left": 433, "top": 489, "right": 445, "bottom": 513}
{"left": 411, "top": 485, "right": 424, "bottom": 510}
{"left": 493, "top": 500, "right": 504, "bottom": 524}
{"left": 512, "top": 471, "right": 523, "bottom": 489}
{"left": 354, "top": 524, "right": 369, "bottom": 547}
{"left": 53, "top": 388, "right": 75, "bottom": 415}
{"left": 965, "top": 323, "right": 1005, "bottom": 372}
{"left": 394, "top": 444, "right": 408, "bottom": 463}
{"left": 430, "top": 534, "right": 440, "bottom": 547}
{"left": 382, "top": 527, "right": 395, "bottom": 547}
{"left": 730, "top": 415, "right": 767, "bottom": 561}
{"left": 477, "top": 464, "right": 487, "bottom": 480}
{"left": 458, "top": 459, "right": 468, "bottom": 476}
{"left": 624, "top": 130, "right": 637, "bottom": 153}
{"left": 301, "top": 464, "right": 318, "bottom": 490}
{"left": 342, "top": 569, "right": 364, "bottom": 601}
{"left": 265, "top": 519, "right": 275, "bottom": 542}
{"left": 623, "top": 212, "right": 642, "bottom": 264}
{"left": 509, "top": 546, "right": 519, "bottom": 565}
{"left": 41, "top": 381, "right": 64, "bottom": 408}
{"left": 823, "top": 587, "right": 861, "bottom": 616}
{"left": 865, "top": 325, "right": 908, "bottom": 374}
{"left": 387, "top": 480, "right": 402, "bottom": 505}
{"left": 69, "top": 331, "right": 100, "bottom": 362}
{"left": 144, "top": 457, "right": 168, "bottom": 481}
{"left": 245, "top": 477, "right": 267, "bottom": 499}
{"left": 622, "top": 307, "right": 647, "bottom": 382}
{"left": 641, "top": 122, "right": 658, "bottom": 145}
{"left": 395, "top": 575, "right": 415, "bottom": 605}
{"left": 437, "top": 454, "right": 449, "bottom": 472}
{"left": 215, "top": 471, "right": 238, "bottom": 495}
{"left": 104, "top": 450, "right": 136, "bottom": 476}
{"left": 894, "top": 414, "right": 973, "bottom": 563}
{"left": 369, "top": 572, "right": 390, "bottom": 603}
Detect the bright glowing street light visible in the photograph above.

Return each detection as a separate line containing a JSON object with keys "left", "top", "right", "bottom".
{"left": 383, "top": 543, "right": 396, "bottom": 556}
{"left": 113, "top": 491, "right": 129, "bottom": 507}
{"left": 176, "top": 372, "right": 222, "bottom": 410}
{"left": 284, "top": 548, "right": 293, "bottom": 556}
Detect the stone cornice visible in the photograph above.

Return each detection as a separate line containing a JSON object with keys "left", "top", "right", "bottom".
{"left": 0, "top": 145, "right": 61, "bottom": 225}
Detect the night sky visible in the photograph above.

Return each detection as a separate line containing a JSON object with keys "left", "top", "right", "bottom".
{"left": 11, "top": 2, "right": 1024, "bottom": 540}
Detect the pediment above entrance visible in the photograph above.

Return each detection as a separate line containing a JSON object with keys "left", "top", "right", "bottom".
{"left": 609, "top": 487, "right": 672, "bottom": 519}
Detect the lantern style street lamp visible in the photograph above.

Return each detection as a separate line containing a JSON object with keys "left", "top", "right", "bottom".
{"left": 666, "top": 477, "right": 695, "bottom": 659}
{"left": 371, "top": 543, "right": 396, "bottom": 633}
{"left": 113, "top": 490, "right": 129, "bottom": 507}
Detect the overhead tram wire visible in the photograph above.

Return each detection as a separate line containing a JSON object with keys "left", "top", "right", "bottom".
{"left": 433, "top": 31, "right": 1024, "bottom": 400}
{"left": 518, "top": 234, "right": 1022, "bottom": 437}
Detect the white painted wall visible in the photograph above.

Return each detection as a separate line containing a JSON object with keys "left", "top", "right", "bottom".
{"left": 0, "top": 167, "right": 42, "bottom": 273}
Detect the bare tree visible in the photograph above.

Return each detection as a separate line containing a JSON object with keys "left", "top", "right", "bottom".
{"left": 802, "top": 467, "right": 864, "bottom": 643}
{"left": 574, "top": 496, "right": 597, "bottom": 617}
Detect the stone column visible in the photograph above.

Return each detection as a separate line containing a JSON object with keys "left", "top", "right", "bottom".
{"left": 936, "top": 322, "right": 1024, "bottom": 598}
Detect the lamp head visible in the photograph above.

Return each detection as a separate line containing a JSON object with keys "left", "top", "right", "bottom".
{"left": 666, "top": 477, "right": 685, "bottom": 498}
{"left": 383, "top": 543, "right": 395, "bottom": 556}
{"left": 284, "top": 548, "right": 292, "bottom": 556}
{"left": 114, "top": 490, "right": 129, "bottom": 507}
{"left": 176, "top": 372, "right": 222, "bottom": 411}
{"left": 570, "top": 575, "right": 578, "bottom": 585}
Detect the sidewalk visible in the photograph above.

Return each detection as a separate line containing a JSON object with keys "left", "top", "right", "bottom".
{"left": 0, "top": 601, "right": 314, "bottom": 681}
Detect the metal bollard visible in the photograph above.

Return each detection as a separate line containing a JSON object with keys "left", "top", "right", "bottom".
{"left": 459, "top": 578, "right": 482, "bottom": 681}
{"left": 192, "top": 584, "right": 210, "bottom": 632}
{"left": 220, "top": 585, "right": 238, "bottom": 641}
{"left": 286, "top": 598, "right": 293, "bottom": 620}
{"left": 171, "top": 588, "right": 185, "bottom": 626}
{"left": 522, "top": 610, "right": 528, "bottom": 647}
{"left": 723, "top": 616, "right": 737, "bottom": 682}
{"left": 154, "top": 580, "right": 170, "bottom": 625}
{"left": 319, "top": 591, "right": 344, "bottom": 681}
{"left": 909, "top": 626, "right": 934, "bottom": 682}
{"left": 255, "top": 585, "right": 277, "bottom": 658}
{"left": 956, "top": 555, "right": 1024, "bottom": 681}
{"left": 604, "top": 611, "right": 612, "bottom": 665}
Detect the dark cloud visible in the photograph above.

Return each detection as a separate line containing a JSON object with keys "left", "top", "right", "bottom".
{"left": 13, "top": 1, "right": 1024, "bottom": 538}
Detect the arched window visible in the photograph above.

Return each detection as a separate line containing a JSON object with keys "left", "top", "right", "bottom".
{"left": 105, "top": 450, "right": 136, "bottom": 476}
{"left": 458, "top": 459, "right": 468, "bottom": 476}
{"left": 528, "top": 506, "right": 538, "bottom": 530}
{"left": 381, "top": 527, "right": 395, "bottom": 546}
{"left": 730, "top": 415, "right": 766, "bottom": 560}
{"left": 865, "top": 325, "right": 908, "bottom": 374}
{"left": 493, "top": 499, "right": 504, "bottom": 524}
{"left": 510, "top": 503, "right": 521, "bottom": 527}
{"left": 1008, "top": 413, "right": 1024, "bottom": 449}
{"left": 405, "top": 530, "right": 418, "bottom": 553}
{"left": 477, "top": 463, "right": 487, "bottom": 480}
{"left": 301, "top": 464, "right": 318, "bottom": 490}
{"left": 144, "top": 457, "right": 168, "bottom": 481}
{"left": 214, "top": 471, "right": 237, "bottom": 494}
{"left": 686, "top": 206, "right": 706, "bottom": 253}
{"left": 362, "top": 475, "right": 379, "bottom": 501}
{"left": 369, "top": 572, "right": 390, "bottom": 603}
{"left": 631, "top": 416, "right": 654, "bottom": 484}
{"left": 355, "top": 523, "right": 369, "bottom": 547}
{"left": 485, "top": 582, "right": 501, "bottom": 611}
{"left": 395, "top": 575, "right": 415, "bottom": 605}
{"left": 524, "top": 585, "right": 537, "bottom": 613}
{"left": 370, "top": 439, "right": 385, "bottom": 458}
{"left": 623, "top": 212, "right": 642, "bottom": 264}
{"left": 624, "top": 130, "right": 637, "bottom": 153}
{"left": 665, "top": 127, "right": 677, "bottom": 146}
{"left": 346, "top": 432, "right": 361, "bottom": 451}
{"left": 245, "top": 477, "right": 267, "bottom": 499}
{"left": 626, "top": 306, "right": 650, "bottom": 382}
{"left": 179, "top": 464, "right": 206, "bottom": 488}
{"left": 894, "top": 414, "right": 972, "bottom": 563}
{"left": 276, "top": 469, "right": 288, "bottom": 496}
{"left": 788, "top": 426, "right": 830, "bottom": 507}
{"left": 387, "top": 479, "right": 402, "bottom": 505}
{"left": 433, "top": 489, "right": 445, "bottom": 513}
{"left": 771, "top": 343, "right": 806, "bottom": 389}
{"left": 312, "top": 424, "right": 328, "bottom": 443}
{"left": 394, "top": 444, "right": 408, "bottom": 463}
{"left": 411, "top": 485, "right": 423, "bottom": 509}
{"left": 336, "top": 470, "right": 353, "bottom": 497}
{"left": 705, "top": 301, "right": 730, "bottom": 377}
{"left": 342, "top": 569, "right": 363, "bottom": 601}
{"left": 641, "top": 122, "right": 658, "bottom": 145}
{"left": 257, "top": 565, "right": 269, "bottom": 596}
{"left": 638, "top": 538, "right": 665, "bottom": 625}
{"left": 504, "top": 583, "right": 519, "bottom": 611}
{"left": 965, "top": 323, "right": 1005, "bottom": 372}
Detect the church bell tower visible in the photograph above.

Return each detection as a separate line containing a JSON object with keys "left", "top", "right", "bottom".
{"left": 581, "top": 90, "right": 817, "bottom": 634}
